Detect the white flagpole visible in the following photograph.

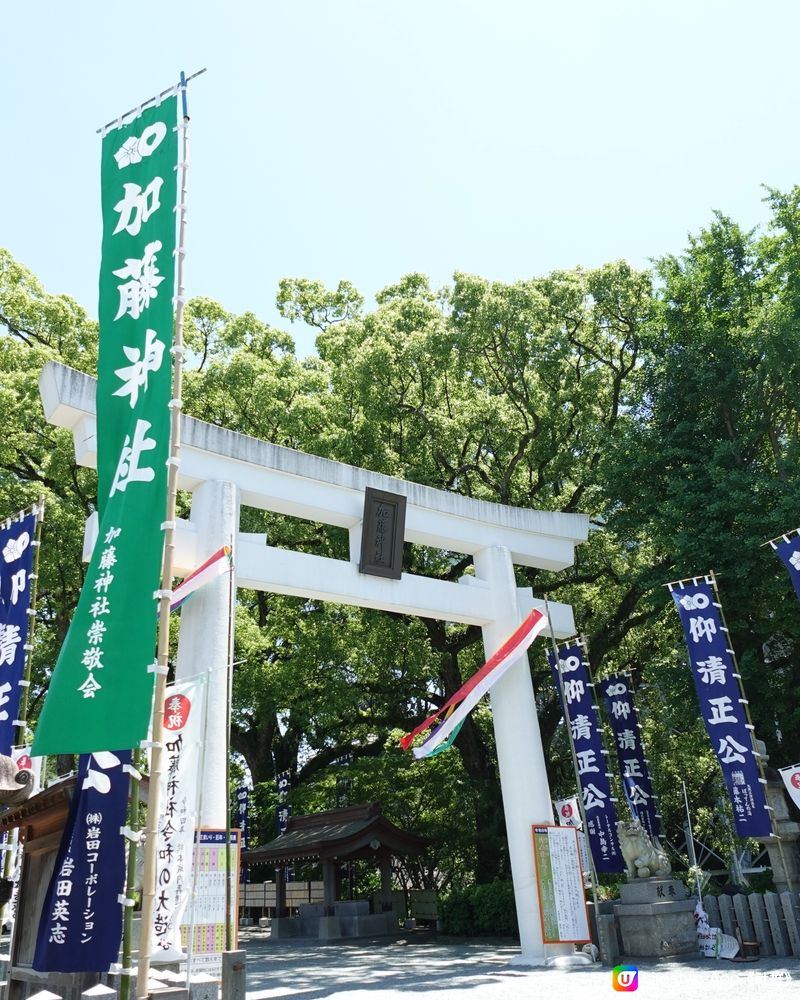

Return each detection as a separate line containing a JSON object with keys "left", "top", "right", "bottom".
{"left": 136, "top": 70, "right": 194, "bottom": 999}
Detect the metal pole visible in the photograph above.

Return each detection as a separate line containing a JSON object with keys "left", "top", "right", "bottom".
{"left": 682, "top": 780, "right": 702, "bottom": 901}
{"left": 136, "top": 70, "right": 192, "bottom": 999}
{"left": 97, "top": 68, "right": 206, "bottom": 133}
{"left": 708, "top": 570, "right": 794, "bottom": 891}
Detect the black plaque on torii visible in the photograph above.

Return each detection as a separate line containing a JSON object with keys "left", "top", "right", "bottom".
{"left": 359, "top": 487, "right": 407, "bottom": 580}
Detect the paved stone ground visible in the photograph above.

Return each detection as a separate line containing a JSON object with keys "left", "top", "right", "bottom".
{"left": 238, "top": 930, "right": 800, "bottom": 1000}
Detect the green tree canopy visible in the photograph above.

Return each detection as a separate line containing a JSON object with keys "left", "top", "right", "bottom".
{"left": 2, "top": 186, "right": 799, "bottom": 888}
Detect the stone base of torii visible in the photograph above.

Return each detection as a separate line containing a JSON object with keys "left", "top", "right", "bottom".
{"left": 41, "top": 360, "right": 590, "bottom": 964}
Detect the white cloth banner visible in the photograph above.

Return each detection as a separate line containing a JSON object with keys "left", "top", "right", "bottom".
{"left": 12, "top": 746, "right": 42, "bottom": 795}
{"left": 779, "top": 763, "right": 800, "bottom": 812}
{"left": 554, "top": 796, "right": 582, "bottom": 829}
{"left": 152, "top": 677, "right": 205, "bottom": 961}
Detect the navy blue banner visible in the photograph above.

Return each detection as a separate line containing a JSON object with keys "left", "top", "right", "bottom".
{"left": 775, "top": 535, "right": 800, "bottom": 602}
{"left": 33, "top": 750, "right": 131, "bottom": 971}
{"left": 236, "top": 785, "right": 249, "bottom": 850}
{"left": 236, "top": 784, "right": 249, "bottom": 884}
{"left": 599, "top": 674, "right": 661, "bottom": 840}
{"left": 276, "top": 770, "right": 291, "bottom": 799}
{"left": 670, "top": 580, "right": 771, "bottom": 838}
{"left": 548, "top": 644, "right": 624, "bottom": 873}
{"left": 277, "top": 803, "right": 292, "bottom": 836}
{"left": 0, "top": 512, "right": 37, "bottom": 755}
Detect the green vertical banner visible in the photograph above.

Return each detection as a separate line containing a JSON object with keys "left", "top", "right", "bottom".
{"left": 33, "top": 98, "right": 179, "bottom": 754}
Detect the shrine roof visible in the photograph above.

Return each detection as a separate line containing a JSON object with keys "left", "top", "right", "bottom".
{"left": 242, "top": 803, "right": 431, "bottom": 865}
{"left": 0, "top": 775, "right": 77, "bottom": 835}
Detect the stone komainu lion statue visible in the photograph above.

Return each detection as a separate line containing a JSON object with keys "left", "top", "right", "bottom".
{"left": 616, "top": 819, "right": 671, "bottom": 879}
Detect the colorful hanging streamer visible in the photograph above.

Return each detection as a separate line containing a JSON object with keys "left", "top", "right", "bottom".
{"left": 401, "top": 609, "right": 547, "bottom": 759}
{"left": 170, "top": 545, "right": 233, "bottom": 611}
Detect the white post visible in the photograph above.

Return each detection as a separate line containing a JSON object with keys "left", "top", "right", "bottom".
{"left": 175, "top": 478, "right": 240, "bottom": 826}
{"left": 473, "top": 544, "right": 568, "bottom": 965}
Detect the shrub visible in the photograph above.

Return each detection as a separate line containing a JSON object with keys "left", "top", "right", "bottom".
{"left": 439, "top": 880, "right": 518, "bottom": 938}
{"left": 438, "top": 887, "right": 474, "bottom": 935}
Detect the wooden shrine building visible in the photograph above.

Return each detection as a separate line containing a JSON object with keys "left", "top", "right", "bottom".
{"left": 242, "top": 803, "right": 430, "bottom": 939}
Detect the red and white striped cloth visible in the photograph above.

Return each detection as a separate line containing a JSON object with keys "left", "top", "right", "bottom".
{"left": 401, "top": 608, "right": 548, "bottom": 759}
{"left": 170, "top": 545, "right": 233, "bottom": 611}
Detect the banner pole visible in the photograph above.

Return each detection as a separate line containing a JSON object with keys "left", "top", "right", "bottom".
{"left": 543, "top": 604, "right": 602, "bottom": 918}
{"left": 664, "top": 572, "right": 716, "bottom": 590}
{"left": 120, "top": 754, "right": 143, "bottom": 1000}
{"left": 96, "top": 68, "right": 206, "bottom": 134}
{"left": 681, "top": 780, "right": 703, "bottom": 901}
{"left": 136, "top": 70, "right": 192, "bottom": 999}
{"left": 707, "top": 570, "right": 793, "bottom": 891}
{"left": 760, "top": 527, "right": 800, "bottom": 549}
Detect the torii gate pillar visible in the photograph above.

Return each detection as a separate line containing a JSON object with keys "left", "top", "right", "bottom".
{"left": 174, "top": 479, "right": 240, "bottom": 827}
{"left": 475, "top": 545, "right": 568, "bottom": 965}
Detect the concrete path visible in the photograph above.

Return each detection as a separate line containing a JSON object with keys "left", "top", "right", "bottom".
{"left": 238, "top": 930, "right": 800, "bottom": 1000}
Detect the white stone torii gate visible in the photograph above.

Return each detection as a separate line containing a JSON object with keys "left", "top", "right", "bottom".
{"left": 40, "top": 360, "right": 590, "bottom": 964}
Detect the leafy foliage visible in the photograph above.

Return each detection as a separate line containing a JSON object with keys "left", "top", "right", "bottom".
{"left": 439, "top": 879, "right": 518, "bottom": 937}
{"left": 3, "top": 185, "right": 800, "bottom": 897}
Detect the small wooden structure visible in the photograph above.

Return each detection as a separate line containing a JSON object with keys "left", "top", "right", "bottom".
{"left": 242, "top": 803, "right": 430, "bottom": 939}
{"left": 0, "top": 777, "right": 91, "bottom": 1000}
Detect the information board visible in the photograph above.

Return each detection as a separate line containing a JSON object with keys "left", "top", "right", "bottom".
{"left": 532, "top": 824, "right": 591, "bottom": 944}
{"left": 182, "top": 828, "right": 240, "bottom": 975}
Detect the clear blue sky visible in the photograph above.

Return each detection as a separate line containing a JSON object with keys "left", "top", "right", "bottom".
{"left": 5, "top": 1, "right": 799, "bottom": 357}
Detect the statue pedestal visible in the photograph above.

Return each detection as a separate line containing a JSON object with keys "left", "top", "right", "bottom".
{"left": 613, "top": 878, "right": 697, "bottom": 958}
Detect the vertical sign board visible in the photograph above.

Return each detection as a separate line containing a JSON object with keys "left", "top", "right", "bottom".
{"left": 532, "top": 825, "right": 591, "bottom": 944}
{"left": 359, "top": 487, "right": 407, "bottom": 580}
{"left": 182, "top": 829, "right": 240, "bottom": 976}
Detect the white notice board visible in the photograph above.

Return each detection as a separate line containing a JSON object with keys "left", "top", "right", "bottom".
{"left": 182, "top": 828, "right": 240, "bottom": 975}
{"left": 532, "top": 824, "right": 591, "bottom": 943}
